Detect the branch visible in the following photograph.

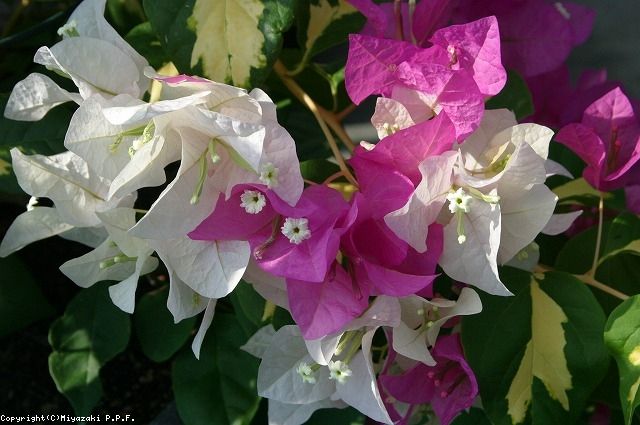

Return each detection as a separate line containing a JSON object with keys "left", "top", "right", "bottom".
{"left": 274, "top": 60, "right": 358, "bottom": 187}
{"left": 536, "top": 264, "right": 629, "bottom": 301}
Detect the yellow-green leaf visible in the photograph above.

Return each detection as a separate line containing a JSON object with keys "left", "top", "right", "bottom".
{"left": 145, "top": 0, "right": 294, "bottom": 88}
{"left": 293, "top": 0, "right": 364, "bottom": 72}
{"left": 462, "top": 268, "right": 609, "bottom": 425}
{"left": 506, "top": 279, "right": 572, "bottom": 424}
{"left": 604, "top": 294, "right": 640, "bottom": 425}
{"left": 553, "top": 177, "right": 612, "bottom": 203}
{"left": 190, "top": 0, "right": 267, "bottom": 87}
{"left": 306, "top": 0, "right": 356, "bottom": 53}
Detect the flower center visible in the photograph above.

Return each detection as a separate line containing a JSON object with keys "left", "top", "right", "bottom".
{"left": 281, "top": 217, "right": 311, "bottom": 245}
{"left": 240, "top": 190, "right": 266, "bottom": 214}
{"left": 57, "top": 20, "right": 79, "bottom": 37}
{"left": 328, "top": 360, "right": 353, "bottom": 384}
{"left": 259, "top": 163, "right": 279, "bottom": 188}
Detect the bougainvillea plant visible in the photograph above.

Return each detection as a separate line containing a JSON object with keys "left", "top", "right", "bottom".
{"left": 1, "top": 0, "right": 640, "bottom": 424}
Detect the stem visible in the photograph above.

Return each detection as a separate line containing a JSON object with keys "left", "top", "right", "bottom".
{"left": 324, "top": 115, "right": 356, "bottom": 152}
{"left": 303, "top": 178, "right": 319, "bottom": 186}
{"left": 274, "top": 61, "right": 358, "bottom": 187}
{"left": 261, "top": 300, "right": 276, "bottom": 321}
{"left": 408, "top": 0, "right": 417, "bottom": 45}
{"left": 287, "top": 51, "right": 311, "bottom": 77}
{"left": 335, "top": 104, "right": 357, "bottom": 122}
{"left": 579, "top": 273, "right": 629, "bottom": 301}
{"left": 276, "top": 61, "right": 355, "bottom": 152}
{"left": 343, "top": 331, "right": 365, "bottom": 363}
{"left": 2, "top": 0, "right": 30, "bottom": 38}
{"left": 590, "top": 194, "right": 605, "bottom": 277}
{"left": 536, "top": 264, "right": 629, "bottom": 301}
{"left": 393, "top": 0, "right": 404, "bottom": 41}
{"left": 323, "top": 171, "right": 346, "bottom": 185}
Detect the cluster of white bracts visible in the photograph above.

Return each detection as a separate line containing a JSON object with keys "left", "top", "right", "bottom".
{"left": 0, "top": 0, "right": 303, "bottom": 357}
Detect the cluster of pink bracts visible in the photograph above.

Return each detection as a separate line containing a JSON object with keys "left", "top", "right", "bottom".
{"left": 2, "top": 0, "right": 640, "bottom": 424}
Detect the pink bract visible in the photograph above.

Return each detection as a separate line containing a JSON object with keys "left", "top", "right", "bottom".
{"left": 189, "top": 184, "right": 351, "bottom": 283}
{"left": 379, "top": 334, "right": 478, "bottom": 425}
{"left": 287, "top": 263, "right": 369, "bottom": 340}
{"left": 556, "top": 87, "right": 640, "bottom": 191}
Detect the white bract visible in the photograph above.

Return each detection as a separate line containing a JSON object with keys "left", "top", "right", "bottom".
{"left": 242, "top": 298, "right": 402, "bottom": 425}
{"left": 59, "top": 208, "right": 158, "bottom": 313}
{"left": 249, "top": 325, "right": 393, "bottom": 425}
{"left": 4, "top": 0, "right": 149, "bottom": 122}
{"left": 392, "top": 287, "right": 482, "bottom": 366}
{"left": 385, "top": 109, "right": 558, "bottom": 296}
{"left": 1, "top": 0, "right": 304, "bottom": 363}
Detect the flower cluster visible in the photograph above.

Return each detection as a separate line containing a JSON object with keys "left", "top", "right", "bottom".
{"left": 3, "top": 0, "right": 639, "bottom": 424}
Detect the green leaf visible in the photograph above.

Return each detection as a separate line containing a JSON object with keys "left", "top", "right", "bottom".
{"left": 0, "top": 256, "right": 54, "bottom": 338}
{"left": 173, "top": 312, "right": 260, "bottom": 425}
{"left": 293, "top": 0, "right": 364, "bottom": 71}
{"left": 271, "top": 305, "right": 295, "bottom": 330}
{"left": 142, "top": 0, "right": 196, "bottom": 77}
{"left": 462, "top": 268, "right": 609, "bottom": 425}
{"left": 276, "top": 103, "right": 332, "bottom": 161}
{"left": 106, "top": 0, "right": 146, "bottom": 33}
{"left": 0, "top": 95, "right": 73, "bottom": 194}
{"left": 604, "top": 295, "right": 640, "bottom": 425}
{"left": 48, "top": 283, "right": 130, "bottom": 415}
{"left": 486, "top": 70, "right": 534, "bottom": 120}
{"left": 125, "top": 22, "right": 169, "bottom": 70}
{"left": 555, "top": 216, "right": 639, "bottom": 314}
{"left": 300, "top": 159, "right": 341, "bottom": 183}
{"left": 599, "top": 212, "right": 640, "bottom": 265}
{"left": 451, "top": 407, "right": 492, "bottom": 425}
{"left": 306, "top": 407, "right": 366, "bottom": 424}
{"left": 134, "top": 287, "right": 196, "bottom": 362}
{"left": 145, "top": 0, "right": 294, "bottom": 88}
{"left": 229, "top": 281, "right": 267, "bottom": 335}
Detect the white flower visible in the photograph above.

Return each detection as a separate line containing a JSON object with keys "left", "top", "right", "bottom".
{"left": 296, "top": 362, "right": 317, "bottom": 384}
{"left": 328, "top": 360, "right": 352, "bottom": 384}
{"left": 392, "top": 288, "right": 482, "bottom": 366}
{"left": 259, "top": 162, "right": 279, "bottom": 188}
{"left": 281, "top": 218, "right": 311, "bottom": 245}
{"left": 446, "top": 188, "right": 472, "bottom": 214}
{"left": 240, "top": 190, "right": 266, "bottom": 214}
{"left": 57, "top": 20, "right": 78, "bottom": 37}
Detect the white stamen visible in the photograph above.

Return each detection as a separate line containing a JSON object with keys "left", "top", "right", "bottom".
{"left": 446, "top": 188, "right": 473, "bottom": 214}
{"left": 26, "top": 197, "right": 38, "bottom": 211}
{"left": 328, "top": 360, "right": 352, "bottom": 384}
{"left": 259, "top": 163, "right": 279, "bottom": 188}
{"left": 382, "top": 122, "right": 400, "bottom": 136}
{"left": 297, "top": 362, "right": 317, "bottom": 384}
{"left": 129, "top": 122, "right": 156, "bottom": 157}
{"left": 281, "top": 217, "right": 311, "bottom": 245}
{"left": 240, "top": 190, "right": 266, "bottom": 214}
{"left": 458, "top": 234, "right": 467, "bottom": 244}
